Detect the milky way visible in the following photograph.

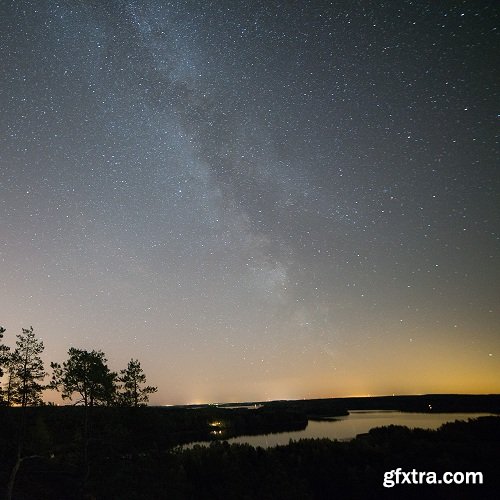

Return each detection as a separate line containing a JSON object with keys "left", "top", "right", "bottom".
{"left": 1, "top": 1, "right": 499, "bottom": 403}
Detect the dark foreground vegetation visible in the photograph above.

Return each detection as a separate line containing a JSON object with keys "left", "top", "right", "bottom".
{"left": 0, "top": 325, "right": 160, "bottom": 499}
{"left": 1, "top": 413, "right": 499, "bottom": 499}
{"left": 0, "top": 405, "right": 308, "bottom": 456}
{"left": 1, "top": 326, "right": 499, "bottom": 499}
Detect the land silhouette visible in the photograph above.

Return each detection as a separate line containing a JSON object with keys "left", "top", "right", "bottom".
{"left": 1, "top": 326, "right": 499, "bottom": 498}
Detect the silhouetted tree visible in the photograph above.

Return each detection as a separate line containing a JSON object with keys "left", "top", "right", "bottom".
{"left": 0, "top": 326, "right": 10, "bottom": 404}
{"left": 8, "top": 327, "right": 46, "bottom": 406}
{"left": 51, "top": 348, "right": 117, "bottom": 407}
{"left": 50, "top": 348, "right": 117, "bottom": 489}
{"left": 3, "top": 362, "right": 20, "bottom": 406}
{"left": 0, "top": 326, "right": 8, "bottom": 372}
{"left": 118, "top": 359, "right": 157, "bottom": 407}
{"left": 6, "top": 326, "right": 46, "bottom": 500}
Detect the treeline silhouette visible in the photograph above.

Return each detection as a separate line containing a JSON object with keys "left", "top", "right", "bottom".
{"left": 1, "top": 415, "right": 499, "bottom": 499}
{"left": 0, "top": 405, "right": 308, "bottom": 456}
{"left": 0, "top": 325, "right": 158, "bottom": 498}
{"left": 262, "top": 394, "right": 500, "bottom": 415}
{"left": 2, "top": 326, "right": 500, "bottom": 499}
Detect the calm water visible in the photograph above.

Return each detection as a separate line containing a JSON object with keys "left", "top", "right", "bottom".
{"left": 188, "top": 411, "right": 495, "bottom": 449}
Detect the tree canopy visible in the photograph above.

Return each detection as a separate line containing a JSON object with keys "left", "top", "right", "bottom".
{"left": 51, "top": 348, "right": 117, "bottom": 407}
{"left": 2, "top": 325, "right": 158, "bottom": 408}
{"left": 0, "top": 326, "right": 9, "bottom": 378}
{"left": 0, "top": 326, "right": 10, "bottom": 404}
{"left": 118, "top": 359, "right": 157, "bottom": 407}
{"left": 8, "top": 327, "right": 46, "bottom": 407}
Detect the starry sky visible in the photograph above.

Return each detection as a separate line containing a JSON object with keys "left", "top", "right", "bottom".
{"left": 1, "top": 1, "right": 499, "bottom": 404}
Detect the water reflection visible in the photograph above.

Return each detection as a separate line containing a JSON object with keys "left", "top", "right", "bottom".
{"left": 188, "top": 411, "right": 495, "bottom": 449}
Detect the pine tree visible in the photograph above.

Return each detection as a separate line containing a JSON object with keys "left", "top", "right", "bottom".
{"left": 50, "top": 348, "right": 117, "bottom": 488}
{"left": 0, "top": 326, "right": 9, "bottom": 374}
{"left": 9, "top": 326, "right": 46, "bottom": 407}
{"left": 118, "top": 359, "right": 157, "bottom": 407}
{"left": 51, "top": 348, "right": 117, "bottom": 407}
{"left": 6, "top": 326, "right": 46, "bottom": 500}
{"left": 0, "top": 326, "right": 10, "bottom": 404}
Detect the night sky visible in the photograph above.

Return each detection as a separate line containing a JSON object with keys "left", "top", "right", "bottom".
{"left": 1, "top": 1, "right": 499, "bottom": 404}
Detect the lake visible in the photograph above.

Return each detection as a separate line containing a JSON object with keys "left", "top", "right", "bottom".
{"left": 187, "top": 410, "right": 495, "bottom": 449}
